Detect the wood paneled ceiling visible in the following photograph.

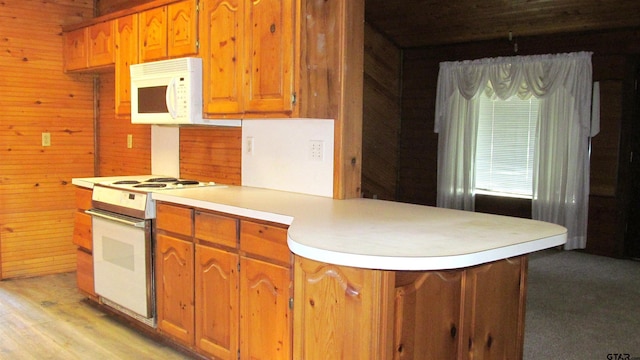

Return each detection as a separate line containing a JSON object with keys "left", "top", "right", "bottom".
{"left": 364, "top": 0, "right": 640, "bottom": 48}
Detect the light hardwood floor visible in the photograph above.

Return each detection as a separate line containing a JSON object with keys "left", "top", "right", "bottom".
{"left": 0, "top": 272, "right": 195, "bottom": 359}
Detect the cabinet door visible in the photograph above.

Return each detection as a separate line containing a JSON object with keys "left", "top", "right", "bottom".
{"left": 156, "top": 233, "right": 195, "bottom": 345}
{"left": 115, "top": 15, "right": 138, "bottom": 115}
{"left": 168, "top": 0, "right": 198, "bottom": 57}
{"left": 243, "top": 0, "right": 295, "bottom": 114}
{"left": 293, "top": 256, "right": 394, "bottom": 360}
{"left": 88, "top": 21, "right": 116, "bottom": 67}
{"left": 140, "top": 6, "right": 168, "bottom": 62}
{"left": 200, "top": 0, "right": 245, "bottom": 115}
{"left": 63, "top": 27, "right": 88, "bottom": 71}
{"left": 240, "top": 257, "right": 291, "bottom": 360}
{"left": 461, "top": 257, "right": 527, "bottom": 360}
{"left": 393, "top": 271, "right": 463, "bottom": 360}
{"left": 195, "top": 244, "right": 239, "bottom": 360}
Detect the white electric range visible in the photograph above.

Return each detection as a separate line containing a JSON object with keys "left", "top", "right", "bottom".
{"left": 86, "top": 175, "right": 225, "bottom": 328}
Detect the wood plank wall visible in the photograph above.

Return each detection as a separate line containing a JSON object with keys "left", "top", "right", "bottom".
{"left": 361, "top": 23, "right": 401, "bottom": 200}
{"left": 97, "top": 73, "right": 152, "bottom": 176}
{"left": 399, "top": 28, "right": 640, "bottom": 257}
{"left": 0, "top": 0, "right": 95, "bottom": 279}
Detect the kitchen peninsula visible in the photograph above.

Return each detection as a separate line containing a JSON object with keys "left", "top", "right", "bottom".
{"left": 73, "top": 178, "right": 566, "bottom": 359}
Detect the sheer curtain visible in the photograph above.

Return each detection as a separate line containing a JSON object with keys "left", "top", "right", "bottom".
{"left": 434, "top": 52, "right": 595, "bottom": 249}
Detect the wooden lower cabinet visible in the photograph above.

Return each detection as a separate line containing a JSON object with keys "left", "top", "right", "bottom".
{"left": 156, "top": 233, "right": 195, "bottom": 345}
{"left": 294, "top": 255, "right": 528, "bottom": 360}
{"left": 73, "top": 187, "right": 96, "bottom": 298}
{"left": 156, "top": 202, "right": 292, "bottom": 359}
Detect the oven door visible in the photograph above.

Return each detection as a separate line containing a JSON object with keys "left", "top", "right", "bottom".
{"left": 88, "top": 209, "right": 154, "bottom": 320}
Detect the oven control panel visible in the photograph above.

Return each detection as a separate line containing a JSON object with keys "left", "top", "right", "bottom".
{"left": 92, "top": 185, "right": 155, "bottom": 219}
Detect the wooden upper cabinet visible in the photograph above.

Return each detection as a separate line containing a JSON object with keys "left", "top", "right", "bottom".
{"left": 200, "top": 0, "right": 245, "bottom": 115}
{"left": 168, "top": 0, "right": 198, "bottom": 57}
{"left": 63, "top": 27, "right": 88, "bottom": 71}
{"left": 243, "top": 0, "right": 295, "bottom": 115}
{"left": 63, "top": 21, "right": 115, "bottom": 72}
{"left": 140, "top": 0, "right": 198, "bottom": 62}
{"left": 201, "top": 0, "right": 297, "bottom": 117}
{"left": 115, "top": 14, "right": 138, "bottom": 115}
{"left": 88, "top": 21, "right": 116, "bottom": 68}
{"left": 139, "top": 6, "right": 167, "bottom": 62}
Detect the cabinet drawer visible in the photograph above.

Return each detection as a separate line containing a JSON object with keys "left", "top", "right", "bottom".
{"left": 240, "top": 221, "right": 290, "bottom": 264}
{"left": 157, "top": 203, "right": 193, "bottom": 237}
{"left": 73, "top": 211, "right": 92, "bottom": 250}
{"left": 75, "top": 187, "right": 93, "bottom": 210}
{"left": 195, "top": 211, "right": 238, "bottom": 248}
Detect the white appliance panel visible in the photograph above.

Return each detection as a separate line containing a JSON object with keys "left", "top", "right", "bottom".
{"left": 93, "top": 216, "right": 151, "bottom": 318}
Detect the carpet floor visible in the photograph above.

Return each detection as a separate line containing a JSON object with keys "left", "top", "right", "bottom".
{"left": 524, "top": 249, "right": 640, "bottom": 360}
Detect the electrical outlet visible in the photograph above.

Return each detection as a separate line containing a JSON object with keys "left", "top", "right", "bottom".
{"left": 127, "top": 134, "right": 133, "bottom": 149}
{"left": 42, "top": 132, "right": 51, "bottom": 147}
{"left": 309, "top": 140, "right": 324, "bottom": 161}
{"left": 247, "top": 136, "right": 254, "bottom": 155}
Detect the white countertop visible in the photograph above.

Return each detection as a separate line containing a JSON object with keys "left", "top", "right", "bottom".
{"left": 73, "top": 178, "right": 567, "bottom": 271}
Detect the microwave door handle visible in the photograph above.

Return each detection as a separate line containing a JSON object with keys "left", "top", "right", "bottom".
{"left": 165, "top": 77, "right": 178, "bottom": 119}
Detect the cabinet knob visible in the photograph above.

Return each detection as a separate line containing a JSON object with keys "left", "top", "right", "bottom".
{"left": 270, "top": 24, "right": 276, "bottom": 33}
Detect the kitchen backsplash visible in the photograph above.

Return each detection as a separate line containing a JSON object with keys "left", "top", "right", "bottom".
{"left": 151, "top": 125, "right": 180, "bottom": 178}
{"left": 242, "top": 119, "right": 334, "bottom": 197}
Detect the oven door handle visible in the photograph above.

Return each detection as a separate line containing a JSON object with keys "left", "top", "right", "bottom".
{"left": 85, "top": 209, "right": 147, "bottom": 228}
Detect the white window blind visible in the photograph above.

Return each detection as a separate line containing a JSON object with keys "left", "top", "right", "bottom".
{"left": 475, "top": 94, "right": 539, "bottom": 198}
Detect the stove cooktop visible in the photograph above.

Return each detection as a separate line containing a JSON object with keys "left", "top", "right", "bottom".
{"left": 100, "top": 177, "right": 221, "bottom": 191}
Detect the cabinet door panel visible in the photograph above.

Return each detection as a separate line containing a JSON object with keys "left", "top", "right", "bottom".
{"left": 196, "top": 245, "right": 239, "bottom": 359}
{"left": 63, "top": 28, "right": 88, "bottom": 71}
{"left": 200, "top": 0, "right": 244, "bottom": 115}
{"left": 393, "top": 271, "right": 463, "bottom": 360}
{"left": 244, "top": 0, "right": 295, "bottom": 113}
{"left": 240, "top": 257, "right": 291, "bottom": 360}
{"left": 140, "top": 6, "right": 167, "bottom": 61}
{"left": 168, "top": 0, "right": 198, "bottom": 57}
{"left": 156, "top": 234, "right": 194, "bottom": 345}
{"left": 88, "top": 21, "right": 115, "bottom": 67}
{"left": 293, "top": 256, "right": 393, "bottom": 360}
{"left": 462, "top": 257, "right": 527, "bottom": 360}
{"left": 115, "top": 15, "right": 138, "bottom": 115}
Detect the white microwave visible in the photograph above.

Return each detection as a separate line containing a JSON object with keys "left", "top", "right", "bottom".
{"left": 130, "top": 57, "right": 240, "bottom": 126}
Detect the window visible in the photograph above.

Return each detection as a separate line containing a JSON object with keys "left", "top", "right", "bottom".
{"left": 475, "top": 94, "right": 539, "bottom": 198}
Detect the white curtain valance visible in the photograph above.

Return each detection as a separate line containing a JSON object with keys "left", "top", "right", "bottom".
{"left": 436, "top": 52, "right": 594, "bottom": 135}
